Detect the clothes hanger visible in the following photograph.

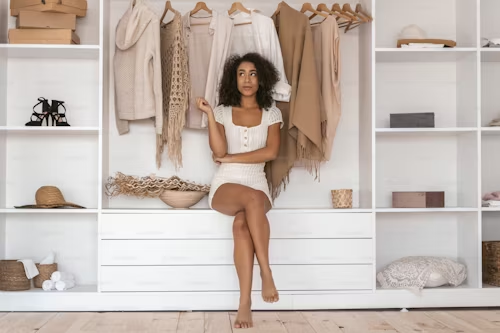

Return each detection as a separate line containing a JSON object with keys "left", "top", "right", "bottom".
{"left": 316, "top": 3, "right": 352, "bottom": 21}
{"left": 190, "top": 2, "right": 212, "bottom": 16}
{"left": 355, "top": 4, "right": 373, "bottom": 22}
{"left": 342, "top": 3, "right": 369, "bottom": 23}
{"left": 331, "top": 3, "right": 357, "bottom": 28}
{"left": 342, "top": 4, "right": 372, "bottom": 32}
{"left": 228, "top": 2, "right": 251, "bottom": 15}
{"left": 160, "top": 0, "right": 175, "bottom": 24}
{"left": 301, "top": 2, "right": 328, "bottom": 20}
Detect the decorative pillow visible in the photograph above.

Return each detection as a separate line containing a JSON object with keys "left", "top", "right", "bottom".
{"left": 377, "top": 256, "right": 467, "bottom": 290}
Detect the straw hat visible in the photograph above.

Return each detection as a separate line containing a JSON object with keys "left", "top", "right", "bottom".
{"left": 14, "top": 186, "right": 85, "bottom": 209}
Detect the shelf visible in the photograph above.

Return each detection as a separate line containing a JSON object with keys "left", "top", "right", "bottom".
{"left": 102, "top": 208, "right": 374, "bottom": 214}
{"left": 376, "top": 48, "right": 477, "bottom": 62}
{"left": 0, "top": 209, "right": 97, "bottom": 214}
{"left": 376, "top": 128, "right": 477, "bottom": 135}
{"left": 0, "top": 285, "right": 97, "bottom": 294}
{"left": 376, "top": 208, "right": 478, "bottom": 213}
{"left": 0, "top": 44, "right": 100, "bottom": 59}
{"left": 481, "top": 127, "right": 500, "bottom": 135}
{"left": 0, "top": 126, "right": 99, "bottom": 134}
{"left": 482, "top": 207, "right": 500, "bottom": 212}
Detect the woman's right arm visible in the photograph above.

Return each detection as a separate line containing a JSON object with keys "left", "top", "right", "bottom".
{"left": 196, "top": 98, "right": 227, "bottom": 158}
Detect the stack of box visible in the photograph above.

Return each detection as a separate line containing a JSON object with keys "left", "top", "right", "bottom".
{"left": 8, "top": 0, "right": 88, "bottom": 45}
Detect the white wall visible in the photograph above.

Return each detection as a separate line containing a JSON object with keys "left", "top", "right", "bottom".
{"left": 105, "top": 0, "right": 366, "bottom": 209}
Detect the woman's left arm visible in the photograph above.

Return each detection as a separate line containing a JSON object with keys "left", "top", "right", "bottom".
{"left": 217, "top": 123, "right": 281, "bottom": 164}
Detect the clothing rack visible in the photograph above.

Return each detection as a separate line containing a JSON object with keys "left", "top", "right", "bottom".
{"left": 166, "top": 1, "right": 372, "bottom": 32}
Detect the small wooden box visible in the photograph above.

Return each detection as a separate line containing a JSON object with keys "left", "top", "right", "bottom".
{"left": 17, "top": 11, "right": 76, "bottom": 30}
{"left": 10, "top": 0, "right": 87, "bottom": 17}
{"left": 392, "top": 191, "right": 445, "bottom": 208}
{"left": 390, "top": 112, "right": 435, "bottom": 128}
{"left": 9, "top": 28, "right": 80, "bottom": 44}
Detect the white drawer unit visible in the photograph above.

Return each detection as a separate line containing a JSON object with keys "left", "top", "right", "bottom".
{"left": 99, "top": 212, "right": 373, "bottom": 239}
{"left": 100, "top": 239, "right": 374, "bottom": 265}
{"left": 99, "top": 265, "right": 374, "bottom": 292}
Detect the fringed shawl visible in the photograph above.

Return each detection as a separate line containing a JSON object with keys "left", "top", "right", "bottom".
{"left": 157, "top": 11, "right": 190, "bottom": 170}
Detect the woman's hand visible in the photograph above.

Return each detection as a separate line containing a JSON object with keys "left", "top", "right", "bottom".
{"left": 212, "top": 153, "right": 221, "bottom": 165}
{"left": 196, "top": 97, "right": 213, "bottom": 114}
{"left": 214, "top": 154, "right": 232, "bottom": 164}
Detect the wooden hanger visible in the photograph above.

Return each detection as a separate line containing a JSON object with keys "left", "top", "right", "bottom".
{"left": 301, "top": 2, "right": 328, "bottom": 20}
{"left": 356, "top": 4, "right": 373, "bottom": 22}
{"left": 343, "top": 3, "right": 369, "bottom": 22}
{"left": 228, "top": 2, "right": 251, "bottom": 15}
{"left": 332, "top": 3, "right": 357, "bottom": 21}
{"left": 190, "top": 2, "right": 212, "bottom": 16}
{"left": 160, "top": 0, "right": 174, "bottom": 24}
{"left": 316, "top": 3, "right": 352, "bottom": 21}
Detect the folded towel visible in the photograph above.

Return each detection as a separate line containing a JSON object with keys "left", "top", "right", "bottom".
{"left": 40, "top": 252, "right": 55, "bottom": 265}
{"left": 42, "top": 280, "right": 55, "bottom": 291}
{"left": 51, "top": 271, "right": 74, "bottom": 282}
{"left": 55, "top": 280, "right": 75, "bottom": 291}
{"left": 17, "top": 259, "right": 39, "bottom": 279}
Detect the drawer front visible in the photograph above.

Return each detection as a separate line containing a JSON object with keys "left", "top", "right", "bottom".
{"left": 100, "top": 239, "right": 374, "bottom": 265}
{"left": 100, "top": 212, "right": 373, "bottom": 239}
{"left": 100, "top": 265, "right": 373, "bottom": 292}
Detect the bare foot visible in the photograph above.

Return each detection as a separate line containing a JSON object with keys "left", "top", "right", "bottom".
{"left": 261, "top": 269, "right": 279, "bottom": 303}
{"left": 234, "top": 302, "right": 253, "bottom": 329}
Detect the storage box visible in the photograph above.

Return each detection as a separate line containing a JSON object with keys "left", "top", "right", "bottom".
{"left": 9, "top": 28, "right": 80, "bottom": 44}
{"left": 483, "top": 241, "right": 500, "bottom": 287}
{"left": 392, "top": 191, "right": 445, "bottom": 208}
{"left": 10, "top": 0, "right": 87, "bottom": 17}
{"left": 17, "top": 11, "right": 76, "bottom": 30}
{"left": 390, "top": 112, "right": 435, "bottom": 128}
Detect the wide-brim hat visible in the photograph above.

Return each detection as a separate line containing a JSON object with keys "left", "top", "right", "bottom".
{"left": 14, "top": 186, "right": 85, "bottom": 209}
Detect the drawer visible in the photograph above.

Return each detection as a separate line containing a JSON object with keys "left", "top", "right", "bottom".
{"left": 100, "top": 212, "right": 373, "bottom": 239}
{"left": 100, "top": 265, "right": 373, "bottom": 292}
{"left": 100, "top": 239, "right": 374, "bottom": 265}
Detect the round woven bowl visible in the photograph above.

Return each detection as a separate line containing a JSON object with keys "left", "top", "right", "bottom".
{"left": 159, "top": 190, "right": 206, "bottom": 209}
{"left": 331, "top": 189, "right": 353, "bottom": 209}
{"left": 0, "top": 260, "right": 31, "bottom": 291}
{"left": 33, "top": 263, "right": 58, "bottom": 288}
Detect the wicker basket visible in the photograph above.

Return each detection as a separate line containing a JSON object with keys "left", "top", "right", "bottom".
{"left": 483, "top": 241, "right": 500, "bottom": 286}
{"left": 331, "top": 189, "right": 353, "bottom": 209}
{"left": 159, "top": 190, "right": 207, "bottom": 209}
{"left": 33, "top": 263, "right": 58, "bottom": 288}
{"left": 0, "top": 260, "right": 30, "bottom": 291}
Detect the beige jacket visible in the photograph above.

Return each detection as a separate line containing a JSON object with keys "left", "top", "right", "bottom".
{"left": 114, "top": 0, "right": 163, "bottom": 135}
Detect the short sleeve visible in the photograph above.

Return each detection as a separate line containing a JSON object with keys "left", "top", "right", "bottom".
{"left": 268, "top": 106, "right": 284, "bottom": 129}
{"left": 213, "top": 105, "right": 225, "bottom": 125}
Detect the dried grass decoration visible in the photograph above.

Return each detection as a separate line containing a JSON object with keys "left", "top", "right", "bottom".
{"left": 105, "top": 172, "right": 210, "bottom": 199}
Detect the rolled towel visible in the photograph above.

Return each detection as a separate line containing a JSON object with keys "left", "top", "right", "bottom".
{"left": 42, "top": 280, "right": 55, "bottom": 291}
{"left": 51, "top": 271, "right": 74, "bottom": 282}
{"left": 55, "top": 280, "right": 75, "bottom": 291}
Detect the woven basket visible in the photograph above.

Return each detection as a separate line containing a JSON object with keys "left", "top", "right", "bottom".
{"left": 483, "top": 241, "right": 500, "bottom": 286}
{"left": 159, "top": 190, "right": 207, "bottom": 209}
{"left": 0, "top": 260, "right": 30, "bottom": 291}
{"left": 331, "top": 189, "right": 353, "bottom": 209}
{"left": 33, "top": 263, "right": 58, "bottom": 288}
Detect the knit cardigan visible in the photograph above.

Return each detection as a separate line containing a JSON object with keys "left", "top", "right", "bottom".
{"left": 114, "top": 0, "right": 163, "bottom": 137}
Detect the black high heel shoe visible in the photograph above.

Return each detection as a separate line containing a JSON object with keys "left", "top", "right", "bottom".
{"left": 49, "top": 100, "right": 70, "bottom": 127}
{"left": 25, "top": 97, "right": 51, "bottom": 126}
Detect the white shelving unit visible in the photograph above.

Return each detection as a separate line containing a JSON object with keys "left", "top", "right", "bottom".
{"left": 2, "top": 0, "right": 500, "bottom": 312}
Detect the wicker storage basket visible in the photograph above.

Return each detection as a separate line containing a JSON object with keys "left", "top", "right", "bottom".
{"left": 0, "top": 260, "right": 30, "bottom": 291}
{"left": 483, "top": 241, "right": 500, "bottom": 286}
{"left": 331, "top": 189, "right": 353, "bottom": 209}
{"left": 33, "top": 263, "right": 58, "bottom": 288}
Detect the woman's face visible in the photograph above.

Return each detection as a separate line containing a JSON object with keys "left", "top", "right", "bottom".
{"left": 237, "top": 61, "right": 258, "bottom": 98}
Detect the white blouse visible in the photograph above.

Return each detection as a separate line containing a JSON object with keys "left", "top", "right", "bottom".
{"left": 225, "top": 10, "right": 291, "bottom": 103}
{"left": 214, "top": 104, "right": 284, "bottom": 154}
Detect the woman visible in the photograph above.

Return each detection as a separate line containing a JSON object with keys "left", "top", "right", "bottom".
{"left": 196, "top": 52, "right": 283, "bottom": 329}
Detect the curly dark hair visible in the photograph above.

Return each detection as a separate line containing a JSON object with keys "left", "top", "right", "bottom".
{"left": 218, "top": 52, "right": 280, "bottom": 110}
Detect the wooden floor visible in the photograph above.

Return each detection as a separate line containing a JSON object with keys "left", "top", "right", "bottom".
{"left": 2, "top": 310, "right": 500, "bottom": 332}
